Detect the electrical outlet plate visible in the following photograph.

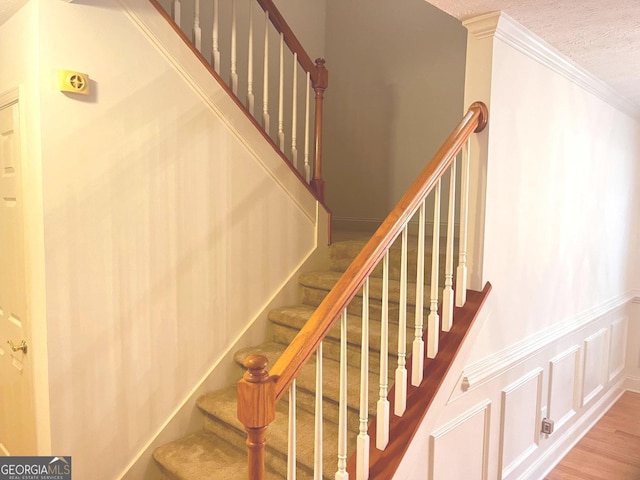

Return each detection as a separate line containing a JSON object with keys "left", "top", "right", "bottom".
{"left": 541, "top": 418, "right": 555, "bottom": 435}
{"left": 59, "top": 70, "right": 90, "bottom": 95}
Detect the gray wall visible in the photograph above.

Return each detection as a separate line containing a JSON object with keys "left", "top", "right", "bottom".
{"left": 323, "top": 0, "right": 467, "bottom": 228}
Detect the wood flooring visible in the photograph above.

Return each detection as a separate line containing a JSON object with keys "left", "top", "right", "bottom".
{"left": 545, "top": 391, "right": 640, "bottom": 480}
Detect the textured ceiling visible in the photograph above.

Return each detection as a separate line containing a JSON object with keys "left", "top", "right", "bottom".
{"left": 427, "top": 0, "right": 640, "bottom": 113}
{"left": 2, "top": 0, "right": 639, "bottom": 114}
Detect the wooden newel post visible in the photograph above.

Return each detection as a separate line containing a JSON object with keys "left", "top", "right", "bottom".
{"left": 237, "top": 354, "right": 276, "bottom": 480}
{"left": 311, "top": 58, "right": 328, "bottom": 202}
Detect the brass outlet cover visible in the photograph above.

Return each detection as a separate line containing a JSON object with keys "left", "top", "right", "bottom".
{"left": 59, "top": 70, "right": 90, "bottom": 95}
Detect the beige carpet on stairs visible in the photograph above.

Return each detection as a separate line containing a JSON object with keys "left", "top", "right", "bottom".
{"left": 153, "top": 230, "right": 451, "bottom": 479}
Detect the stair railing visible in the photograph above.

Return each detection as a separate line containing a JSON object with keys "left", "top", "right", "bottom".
{"left": 150, "top": 0, "right": 329, "bottom": 201}
{"left": 238, "top": 102, "right": 488, "bottom": 479}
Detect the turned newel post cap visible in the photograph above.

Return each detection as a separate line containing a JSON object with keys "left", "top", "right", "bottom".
{"left": 243, "top": 354, "right": 270, "bottom": 383}
{"left": 313, "top": 58, "right": 328, "bottom": 89}
{"left": 238, "top": 354, "right": 276, "bottom": 428}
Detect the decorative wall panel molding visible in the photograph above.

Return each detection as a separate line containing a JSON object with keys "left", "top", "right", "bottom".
{"left": 429, "top": 401, "right": 491, "bottom": 480}
{"left": 460, "top": 293, "right": 632, "bottom": 392}
{"left": 547, "top": 346, "right": 580, "bottom": 432}
{"left": 608, "top": 317, "right": 628, "bottom": 382}
{"left": 582, "top": 328, "right": 607, "bottom": 406}
{"left": 499, "top": 368, "right": 543, "bottom": 479}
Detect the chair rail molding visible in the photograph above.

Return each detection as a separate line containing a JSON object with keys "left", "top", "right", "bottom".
{"left": 456, "top": 291, "right": 636, "bottom": 395}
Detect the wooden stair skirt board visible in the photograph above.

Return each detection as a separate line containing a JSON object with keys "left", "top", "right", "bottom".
{"left": 153, "top": 236, "right": 489, "bottom": 480}
{"left": 350, "top": 284, "right": 491, "bottom": 479}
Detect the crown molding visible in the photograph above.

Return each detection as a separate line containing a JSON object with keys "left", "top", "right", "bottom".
{"left": 463, "top": 12, "right": 640, "bottom": 119}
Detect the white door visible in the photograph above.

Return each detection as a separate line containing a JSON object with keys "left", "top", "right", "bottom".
{"left": 0, "top": 91, "right": 37, "bottom": 455}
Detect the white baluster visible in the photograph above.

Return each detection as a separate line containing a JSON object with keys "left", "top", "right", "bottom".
{"left": 357, "top": 278, "right": 370, "bottom": 480}
{"left": 192, "top": 0, "right": 201, "bottom": 51}
{"left": 427, "top": 180, "right": 441, "bottom": 359}
{"left": 262, "top": 11, "right": 270, "bottom": 132}
{"left": 335, "top": 310, "right": 349, "bottom": 480}
{"left": 394, "top": 227, "right": 408, "bottom": 416}
{"left": 412, "top": 200, "right": 426, "bottom": 386}
{"left": 246, "top": 0, "right": 254, "bottom": 114}
{"left": 288, "top": 380, "right": 297, "bottom": 480}
{"left": 303, "top": 72, "right": 311, "bottom": 182}
{"left": 230, "top": 0, "right": 238, "bottom": 95}
{"left": 456, "top": 139, "right": 471, "bottom": 307}
{"left": 442, "top": 158, "right": 457, "bottom": 332}
{"left": 277, "top": 33, "right": 285, "bottom": 150}
{"left": 314, "top": 343, "right": 323, "bottom": 480}
{"left": 291, "top": 53, "right": 298, "bottom": 168}
{"left": 172, "top": 0, "right": 181, "bottom": 26}
{"left": 377, "top": 252, "right": 390, "bottom": 450}
{"left": 211, "top": 0, "right": 220, "bottom": 73}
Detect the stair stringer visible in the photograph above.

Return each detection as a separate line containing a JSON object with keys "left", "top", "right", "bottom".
{"left": 357, "top": 284, "right": 493, "bottom": 479}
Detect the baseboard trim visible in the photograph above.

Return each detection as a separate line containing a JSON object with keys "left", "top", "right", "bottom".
{"left": 461, "top": 291, "right": 634, "bottom": 391}
{"left": 625, "top": 374, "right": 640, "bottom": 393}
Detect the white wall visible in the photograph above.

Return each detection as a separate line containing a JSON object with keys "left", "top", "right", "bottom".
{"left": 0, "top": 1, "right": 51, "bottom": 454}
{"left": 467, "top": 15, "right": 640, "bottom": 362}
{"left": 323, "top": 0, "right": 467, "bottom": 228}
{"left": 6, "top": 0, "right": 323, "bottom": 478}
{"left": 393, "top": 12, "right": 640, "bottom": 479}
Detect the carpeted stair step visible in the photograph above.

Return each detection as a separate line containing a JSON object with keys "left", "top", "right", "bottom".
{"left": 329, "top": 237, "right": 451, "bottom": 281}
{"left": 153, "top": 431, "right": 281, "bottom": 480}
{"left": 232, "top": 341, "right": 388, "bottom": 427}
{"left": 300, "top": 270, "right": 441, "bottom": 323}
{"left": 197, "top": 386, "right": 357, "bottom": 479}
{"left": 268, "top": 304, "right": 413, "bottom": 373}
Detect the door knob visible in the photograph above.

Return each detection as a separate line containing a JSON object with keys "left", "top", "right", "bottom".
{"left": 7, "top": 340, "right": 27, "bottom": 354}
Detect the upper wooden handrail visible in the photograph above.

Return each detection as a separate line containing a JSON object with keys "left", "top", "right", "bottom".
{"left": 268, "top": 101, "right": 488, "bottom": 400}
{"left": 254, "top": 0, "right": 322, "bottom": 86}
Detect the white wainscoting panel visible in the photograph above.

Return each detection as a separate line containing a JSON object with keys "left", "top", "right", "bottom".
{"left": 547, "top": 346, "right": 580, "bottom": 432}
{"left": 582, "top": 328, "right": 607, "bottom": 406}
{"left": 608, "top": 317, "right": 627, "bottom": 382}
{"left": 499, "top": 368, "right": 543, "bottom": 479}
{"left": 429, "top": 401, "right": 491, "bottom": 480}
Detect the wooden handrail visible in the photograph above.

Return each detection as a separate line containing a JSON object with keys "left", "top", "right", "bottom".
{"left": 253, "top": 0, "right": 329, "bottom": 202}
{"left": 254, "top": 0, "right": 320, "bottom": 85}
{"left": 269, "top": 101, "right": 488, "bottom": 400}
{"left": 150, "top": 0, "right": 329, "bottom": 207}
{"left": 238, "top": 102, "right": 487, "bottom": 479}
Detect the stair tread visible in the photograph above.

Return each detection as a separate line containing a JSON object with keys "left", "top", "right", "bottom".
{"left": 329, "top": 237, "right": 451, "bottom": 277}
{"left": 269, "top": 304, "right": 412, "bottom": 353}
{"left": 154, "top": 232, "right": 456, "bottom": 479}
{"left": 231, "top": 341, "right": 389, "bottom": 415}
{"left": 197, "top": 386, "right": 356, "bottom": 478}
{"left": 153, "top": 431, "right": 280, "bottom": 480}
{"left": 300, "top": 270, "right": 434, "bottom": 306}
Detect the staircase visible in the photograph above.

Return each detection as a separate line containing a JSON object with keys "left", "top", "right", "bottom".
{"left": 146, "top": 1, "right": 490, "bottom": 478}
{"left": 153, "top": 232, "right": 439, "bottom": 479}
